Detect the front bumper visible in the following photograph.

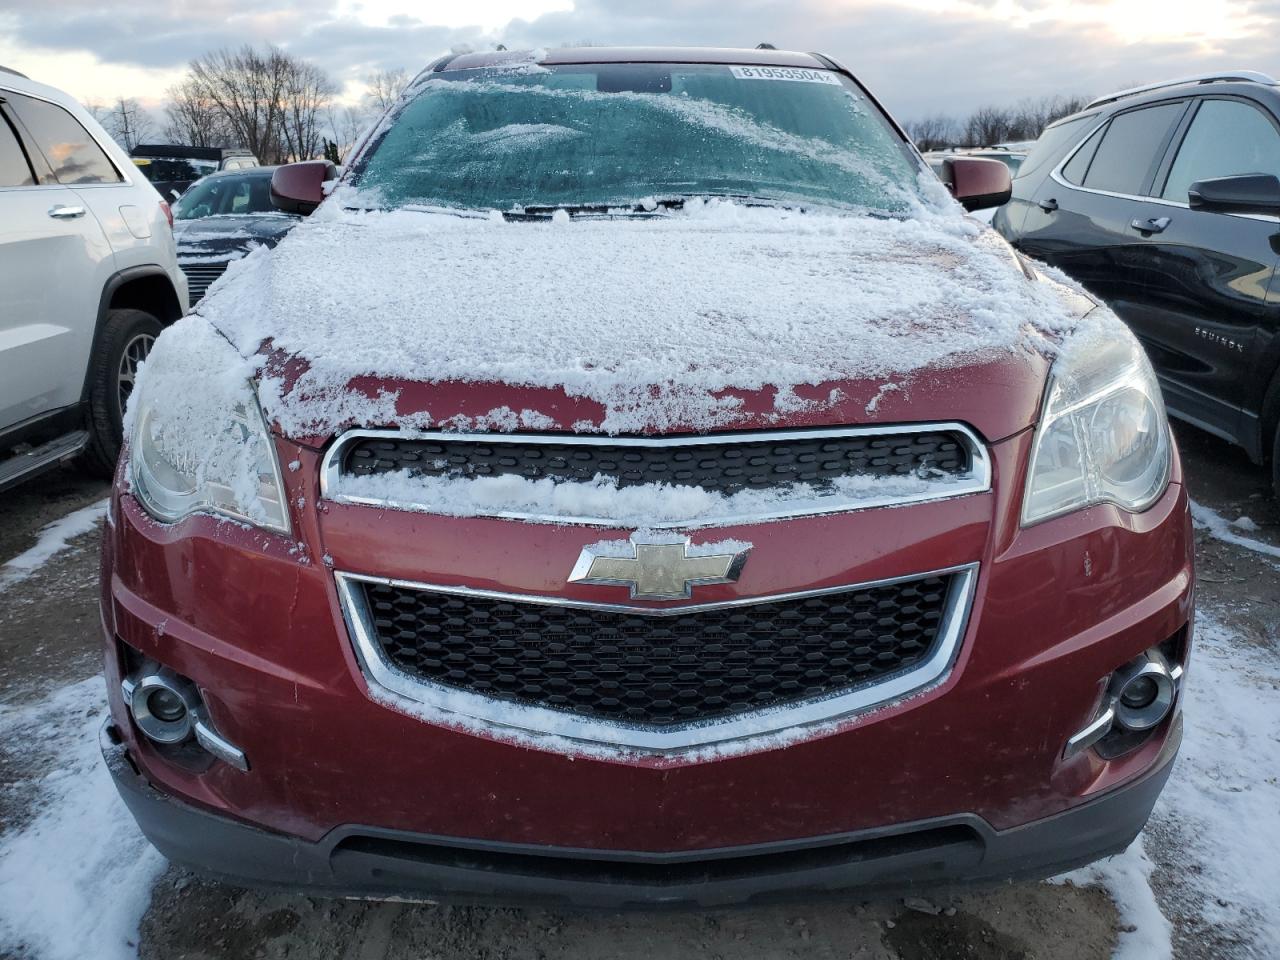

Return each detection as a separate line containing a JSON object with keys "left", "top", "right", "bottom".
{"left": 100, "top": 427, "right": 1193, "bottom": 898}
{"left": 103, "top": 715, "right": 1180, "bottom": 908}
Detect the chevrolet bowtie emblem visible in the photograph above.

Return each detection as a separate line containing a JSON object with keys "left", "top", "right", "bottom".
{"left": 568, "top": 533, "right": 750, "bottom": 601}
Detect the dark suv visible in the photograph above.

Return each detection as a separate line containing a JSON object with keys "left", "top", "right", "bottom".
{"left": 994, "top": 71, "right": 1280, "bottom": 494}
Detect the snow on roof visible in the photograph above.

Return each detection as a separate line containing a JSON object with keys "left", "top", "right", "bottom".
{"left": 188, "top": 197, "right": 1098, "bottom": 438}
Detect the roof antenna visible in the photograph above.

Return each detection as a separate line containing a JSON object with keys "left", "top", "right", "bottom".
{"left": 756, "top": 42, "right": 776, "bottom": 50}
{"left": 494, "top": 43, "right": 508, "bottom": 51}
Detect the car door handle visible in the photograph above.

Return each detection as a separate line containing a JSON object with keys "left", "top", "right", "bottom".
{"left": 47, "top": 204, "right": 86, "bottom": 220}
{"left": 1130, "top": 216, "right": 1171, "bottom": 234}
{"left": 1037, "top": 198, "right": 1059, "bottom": 212}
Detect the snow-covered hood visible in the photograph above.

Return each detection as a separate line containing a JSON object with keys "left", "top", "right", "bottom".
{"left": 189, "top": 201, "right": 1101, "bottom": 444}
{"left": 174, "top": 214, "right": 300, "bottom": 263}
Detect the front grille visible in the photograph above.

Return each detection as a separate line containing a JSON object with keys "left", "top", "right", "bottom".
{"left": 180, "top": 263, "right": 228, "bottom": 306}
{"left": 359, "top": 574, "right": 954, "bottom": 727}
{"left": 339, "top": 430, "right": 971, "bottom": 496}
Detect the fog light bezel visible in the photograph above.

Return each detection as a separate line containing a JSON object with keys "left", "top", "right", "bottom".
{"left": 120, "top": 658, "right": 250, "bottom": 772}
{"left": 128, "top": 670, "right": 201, "bottom": 744}
{"left": 1109, "top": 657, "right": 1177, "bottom": 732}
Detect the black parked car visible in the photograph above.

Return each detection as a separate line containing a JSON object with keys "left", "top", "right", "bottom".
{"left": 994, "top": 71, "right": 1280, "bottom": 495}
{"left": 172, "top": 166, "right": 299, "bottom": 305}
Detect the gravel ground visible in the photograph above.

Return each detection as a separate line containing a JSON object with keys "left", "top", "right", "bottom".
{"left": 0, "top": 421, "right": 1276, "bottom": 960}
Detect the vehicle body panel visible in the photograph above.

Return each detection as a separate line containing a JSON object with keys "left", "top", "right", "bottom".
{"left": 997, "top": 79, "right": 1280, "bottom": 461}
{"left": 0, "top": 71, "right": 185, "bottom": 444}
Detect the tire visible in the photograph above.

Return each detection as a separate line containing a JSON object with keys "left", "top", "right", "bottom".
{"left": 82, "top": 308, "right": 162, "bottom": 478}
{"left": 1272, "top": 421, "right": 1280, "bottom": 500}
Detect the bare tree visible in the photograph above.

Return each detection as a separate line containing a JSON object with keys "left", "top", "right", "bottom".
{"left": 364, "top": 68, "right": 409, "bottom": 114}
{"left": 86, "top": 97, "right": 154, "bottom": 150}
{"left": 325, "top": 103, "right": 368, "bottom": 162}
{"left": 905, "top": 114, "right": 960, "bottom": 152}
{"left": 963, "top": 106, "right": 1014, "bottom": 148}
{"left": 163, "top": 77, "right": 235, "bottom": 146}
{"left": 188, "top": 45, "right": 292, "bottom": 161}
{"left": 279, "top": 59, "right": 336, "bottom": 161}
{"left": 908, "top": 93, "right": 1094, "bottom": 152}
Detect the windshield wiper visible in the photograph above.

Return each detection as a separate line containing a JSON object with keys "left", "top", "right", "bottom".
{"left": 504, "top": 199, "right": 687, "bottom": 220}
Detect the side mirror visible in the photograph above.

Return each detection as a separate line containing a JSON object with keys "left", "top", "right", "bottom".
{"left": 270, "top": 160, "right": 338, "bottom": 216}
{"left": 943, "top": 156, "right": 1013, "bottom": 212}
{"left": 1188, "top": 174, "right": 1280, "bottom": 216}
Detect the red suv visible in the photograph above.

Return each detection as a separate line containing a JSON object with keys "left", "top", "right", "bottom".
{"left": 101, "top": 47, "right": 1192, "bottom": 907}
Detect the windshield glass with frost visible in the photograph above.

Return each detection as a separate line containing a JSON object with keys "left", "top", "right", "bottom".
{"left": 351, "top": 62, "right": 924, "bottom": 213}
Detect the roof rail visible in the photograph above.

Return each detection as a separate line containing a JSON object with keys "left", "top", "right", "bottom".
{"left": 1086, "top": 70, "right": 1278, "bottom": 109}
{"left": 0, "top": 64, "right": 29, "bottom": 79}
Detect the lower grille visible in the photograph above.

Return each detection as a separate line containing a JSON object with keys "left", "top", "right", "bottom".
{"left": 180, "top": 263, "right": 228, "bottom": 305}
{"left": 354, "top": 573, "right": 955, "bottom": 729}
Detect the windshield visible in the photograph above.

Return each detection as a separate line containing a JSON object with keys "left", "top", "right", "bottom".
{"left": 351, "top": 62, "right": 924, "bottom": 214}
{"left": 173, "top": 172, "right": 276, "bottom": 220}
{"left": 133, "top": 157, "right": 218, "bottom": 184}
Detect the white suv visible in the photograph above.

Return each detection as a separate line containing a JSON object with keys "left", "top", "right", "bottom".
{"left": 0, "top": 66, "right": 186, "bottom": 490}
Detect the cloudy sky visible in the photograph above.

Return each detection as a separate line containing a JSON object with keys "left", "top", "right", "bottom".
{"left": 1, "top": 0, "right": 1276, "bottom": 121}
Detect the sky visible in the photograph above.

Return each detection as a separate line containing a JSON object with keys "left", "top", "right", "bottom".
{"left": 0, "top": 0, "right": 1277, "bottom": 123}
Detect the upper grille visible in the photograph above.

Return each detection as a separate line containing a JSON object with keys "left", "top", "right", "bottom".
{"left": 180, "top": 263, "right": 228, "bottom": 306}
{"left": 339, "top": 430, "right": 972, "bottom": 496}
{"left": 357, "top": 573, "right": 954, "bottom": 728}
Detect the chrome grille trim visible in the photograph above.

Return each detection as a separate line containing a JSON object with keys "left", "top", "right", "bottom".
{"left": 335, "top": 563, "right": 978, "bottom": 754}
{"left": 320, "top": 424, "right": 992, "bottom": 529}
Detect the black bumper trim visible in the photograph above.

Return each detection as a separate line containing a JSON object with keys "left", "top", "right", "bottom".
{"left": 103, "top": 716, "right": 1180, "bottom": 909}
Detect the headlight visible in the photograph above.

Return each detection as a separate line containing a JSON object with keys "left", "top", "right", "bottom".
{"left": 1022, "top": 324, "right": 1171, "bottom": 525}
{"left": 127, "top": 319, "right": 290, "bottom": 534}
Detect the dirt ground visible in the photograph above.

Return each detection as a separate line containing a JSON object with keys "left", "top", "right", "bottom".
{"left": 1, "top": 421, "right": 1277, "bottom": 960}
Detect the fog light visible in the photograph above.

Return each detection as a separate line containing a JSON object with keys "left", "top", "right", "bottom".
{"left": 128, "top": 669, "right": 199, "bottom": 744}
{"left": 1120, "top": 676, "right": 1159, "bottom": 710}
{"left": 120, "top": 662, "right": 249, "bottom": 771}
{"left": 1063, "top": 646, "right": 1182, "bottom": 758}
{"left": 146, "top": 688, "right": 188, "bottom": 723}
{"left": 1111, "top": 658, "right": 1175, "bottom": 732}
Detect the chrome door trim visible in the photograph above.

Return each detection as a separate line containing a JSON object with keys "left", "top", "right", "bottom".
{"left": 319, "top": 423, "right": 992, "bottom": 529}
{"left": 335, "top": 563, "right": 979, "bottom": 754}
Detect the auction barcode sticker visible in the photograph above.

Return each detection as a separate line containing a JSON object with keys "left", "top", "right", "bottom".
{"left": 730, "top": 66, "right": 841, "bottom": 84}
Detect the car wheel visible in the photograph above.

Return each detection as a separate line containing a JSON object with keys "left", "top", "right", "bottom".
{"left": 1272, "top": 421, "right": 1280, "bottom": 500}
{"left": 82, "top": 308, "right": 162, "bottom": 478}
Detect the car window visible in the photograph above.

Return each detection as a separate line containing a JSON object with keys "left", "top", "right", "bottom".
{"left": 1080, "top": 102, "right": 1183, "bottom": 196}
{"left": 5, "top": 92, "right": 122, "bottom": 185}
{"left": 1015, "top": 114, "right": 1094, "bottom": 181}
{"left": 1161, "top": 99, "right": 1280, "bottom": 202}
{"left": 173, "top": 173, "right": 276, "bottom": 219}
{"left": 0, "top": 114, "right": 35, "bottom": 187}
{"left": 228, "top": 180, "right": 252, "bottom": 212}
{"left": 1060, "top": 125, "right": 1105, "bottom": 186}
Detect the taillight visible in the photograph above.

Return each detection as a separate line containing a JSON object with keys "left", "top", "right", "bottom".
{"left": 159, "top": 201, "right": 173, "bottom": 229}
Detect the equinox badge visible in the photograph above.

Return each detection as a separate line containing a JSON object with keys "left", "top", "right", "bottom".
{"left": 568, "top": 533, "right": 750, "bottom": 601}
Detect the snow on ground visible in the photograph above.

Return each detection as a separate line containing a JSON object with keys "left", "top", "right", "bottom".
{"left": 1055, "top": 603, "right": 1280, "bottom": 959}
{"left": 1057, "top": 837, "right": 1172, "bottom": 960}
{"left": 1190, "top": 499, "right": 1280, "bottom": 562}
{"left": 1148, "top": 606, "right": 1280, "bottom": 956}
{"left": 0, "top": 678, "right": 164, "bottom": 960}
{"left": 0, "top": 499, "right": 108, "bottom": 590}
